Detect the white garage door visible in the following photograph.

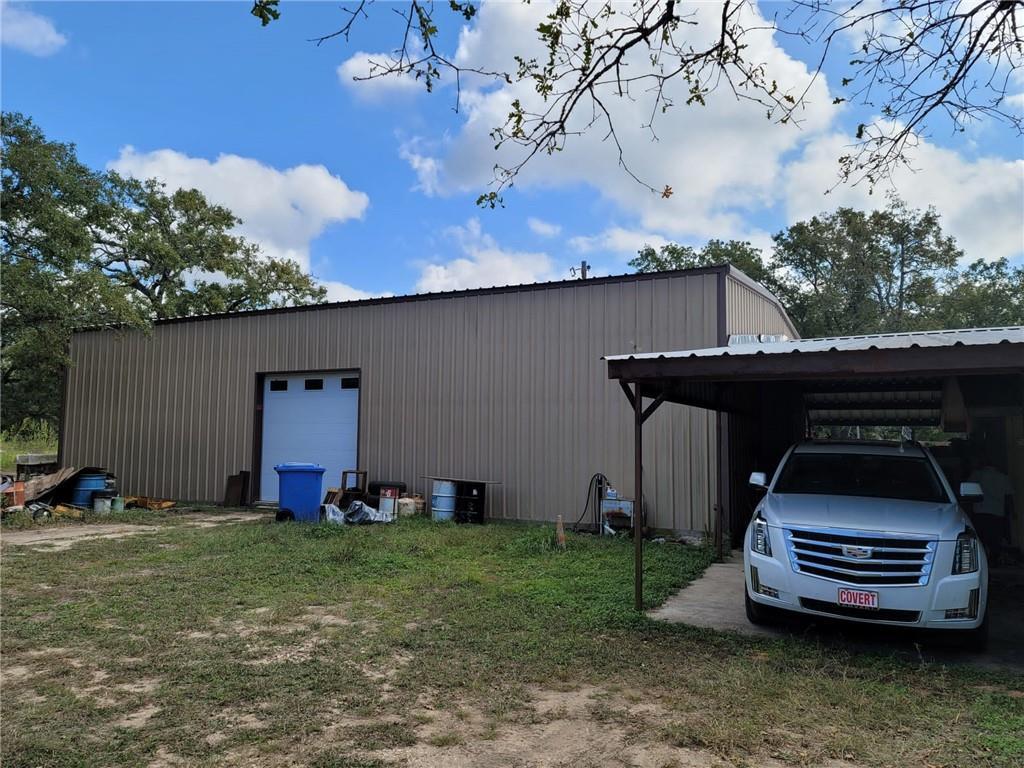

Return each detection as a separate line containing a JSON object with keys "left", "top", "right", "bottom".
{"left": 259, "top": 372, "right": 359, "bottom": 503}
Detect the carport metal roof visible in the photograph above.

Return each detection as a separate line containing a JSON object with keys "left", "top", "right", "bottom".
{"left": 606, "top": 327, "right": 1024, "bottom": 389}
{"left": 605, "top": 327, "right": 1024, "bottom": 610}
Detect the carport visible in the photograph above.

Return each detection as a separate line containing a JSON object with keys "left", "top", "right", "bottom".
{"left": 606, "top": 327, "right": 1024, "bottom": 612}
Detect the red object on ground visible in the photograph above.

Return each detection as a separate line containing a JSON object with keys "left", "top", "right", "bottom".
{"left": 5, "top": 481, "right": 26, "bottom": 506}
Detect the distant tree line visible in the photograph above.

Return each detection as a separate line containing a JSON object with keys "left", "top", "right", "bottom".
{"left": 1, "top": 112, "right": 325, "bottom": 431}
{"left": 630, "top": 195, "right": 1024, "bottom": 338}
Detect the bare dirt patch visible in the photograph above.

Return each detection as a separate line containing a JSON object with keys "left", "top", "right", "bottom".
{"left": 182, "top": 513, "right": 267, "bottom": 528}
{"left": 210, "top": 709, "right": 269, "bottom": 732}
{"left": 1, "top": 511, "right": 270, "bottom": 552}
{"left": 331, "top": 685, "right": 863, "bottom": 768}
{"left": 114, "top": 703, "right": 161, "bottom": 729}
{"left": 180, "top": 603, "right": 360, "bottom": 668}
{"left": 147, "top": 746, "right": 187, "bottom": 767}
{"left": 303, "top": 604, "right": 353, "bottom": 627}
{"left": 117, "top": 677, "right": 162, "bottom": 695}
{"left": 360, "top": 650, "right": 413, "bottom": 683}
{"left": 3, "top": 665, "right": 34, "bottom": 682}
{"left": 2, "top": 524, "right": 159, "bottom": 551}
{"left": 244, "top": 634, "right": 325, "bottom": 666}
{"left": 204, "top": 731, "right": 228, "bottom": 747}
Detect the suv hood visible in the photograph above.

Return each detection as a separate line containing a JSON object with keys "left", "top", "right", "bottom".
{"left": 760, "top": 493, "right": 966, "bottom": 539}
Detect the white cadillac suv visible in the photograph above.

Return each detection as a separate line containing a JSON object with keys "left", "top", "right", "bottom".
{"left": 743, "top": 441, "right": 989, "bottom": 648}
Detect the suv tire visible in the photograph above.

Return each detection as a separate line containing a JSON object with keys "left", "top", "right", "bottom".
{"left": 745, "top": 590, "right": 771, "bottom": 625}
{"left": 957, "top": 612, "right": 989, "bottom": 653}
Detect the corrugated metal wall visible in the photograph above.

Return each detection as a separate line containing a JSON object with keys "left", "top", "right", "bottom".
{"left": 721, "top": 269, "right": 801, "bottom": 544}
{"left": 725, "top": 273, "right": 796, "bottom": 338}
{"left": 63, "top": 272, "right": 722, "bottom": 532}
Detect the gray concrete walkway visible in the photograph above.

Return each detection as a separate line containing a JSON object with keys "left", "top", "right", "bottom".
{"left": 648, "top": 554, "right": 775, "bottom": 636}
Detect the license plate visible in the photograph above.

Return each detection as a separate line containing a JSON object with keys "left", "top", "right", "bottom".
{"left": 838, "top": 588, "right": 878, "bottom": 610}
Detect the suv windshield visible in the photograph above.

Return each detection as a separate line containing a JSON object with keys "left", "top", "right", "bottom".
{"left": 773, "top": 452, "right": 949, "bottom": 503}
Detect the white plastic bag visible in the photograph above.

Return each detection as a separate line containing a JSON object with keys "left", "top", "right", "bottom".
{"left": 324, "top": 503, "right": 345, "bottom": 524}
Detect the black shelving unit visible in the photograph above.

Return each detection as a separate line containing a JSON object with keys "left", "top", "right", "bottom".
{"left": 454, "top": 481, "right": 486, "bottom": 524}
{"left": 425, "top": 475, "right": 499, "bottom": 524}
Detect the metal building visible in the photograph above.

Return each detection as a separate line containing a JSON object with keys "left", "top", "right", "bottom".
{"left": 60, "top": 266, "right": 794, "bottom": 534}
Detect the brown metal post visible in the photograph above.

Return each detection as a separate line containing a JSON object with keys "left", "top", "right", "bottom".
{"left": 634, "top": 383, "right": 644, "bottom": 612}
{"left": 714, "top": 411, "right": 724, "bottom": 558}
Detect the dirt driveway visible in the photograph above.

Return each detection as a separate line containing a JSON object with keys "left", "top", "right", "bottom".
{"left": 0, "top": 511, "right": 270, "bottom": 552}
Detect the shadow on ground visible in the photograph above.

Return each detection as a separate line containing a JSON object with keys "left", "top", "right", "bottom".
{"left": 650, "top": 553, "right": 1024, "bottom": 670}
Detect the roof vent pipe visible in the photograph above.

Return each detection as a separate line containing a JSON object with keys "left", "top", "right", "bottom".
{"left": 727, "top": 333, "right": 790, "bottom": 345}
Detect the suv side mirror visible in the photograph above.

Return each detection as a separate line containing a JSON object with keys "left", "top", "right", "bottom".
{"left": 959, "top": 481, "right": 984, "bottom": 501}
{"left": 749, "top": 472, "right": 768, "bottom": 489}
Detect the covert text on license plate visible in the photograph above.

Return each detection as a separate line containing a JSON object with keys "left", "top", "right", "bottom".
{"left": 838, "top": 588, "right": 878, "bottom": 610}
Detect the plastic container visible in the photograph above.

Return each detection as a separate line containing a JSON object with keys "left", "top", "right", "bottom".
{"left": 71, "top": 473, "right": 106, "bottom": 507}
{"left": 274, "top": 463, "right": 326, "bottom": 523}
{"left": 111, "top": 496, "right": 125, "bottom": 513}
{"left": 397, "top": 497, "right": 417, "bottom": 518}
{"left": 431, "top": 479, "right": 456, "bottom": 521}
{"left": 431, "top": 501, "right": 455, "bottom": 521}
{"left": 92, "top": 490, "right": 114, "bottom": 515}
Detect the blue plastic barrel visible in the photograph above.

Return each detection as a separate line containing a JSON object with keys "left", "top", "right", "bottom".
{"left": 431, "top": 498, "right": 455, "bottom": 522}
{"left": 274, "top": 463, "right": 326, "bottom": 523}
{"left": 431, "top": 479, "right": 456, "bottom": 521}
{"left": 70, "top": 473, "right": 107, "bottom": 507}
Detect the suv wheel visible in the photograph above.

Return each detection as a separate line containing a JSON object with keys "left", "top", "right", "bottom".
{"left": 957, "top": 612, "right": 989, "bottom": 653}
{"left": 745, "top": 590, "right": 771, "bottom": 625}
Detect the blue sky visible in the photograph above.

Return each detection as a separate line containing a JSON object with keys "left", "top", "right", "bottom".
{"left": 3, "top": 1, "right": 1022, "bottom": 300}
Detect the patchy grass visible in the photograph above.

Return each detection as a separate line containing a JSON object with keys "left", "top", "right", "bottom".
{"left": 0, "top": 438, "right": 57, "bottom": 474}
{"left": 2, "top": 517, "right": 1022, "bottom": 767}
{"left": 1, "top": 504, "right": 229, "bottom": 530}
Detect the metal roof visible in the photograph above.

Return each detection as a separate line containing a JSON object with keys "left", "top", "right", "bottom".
{"left": 605, "top": 327, "right": 1024, "bottom": 361}
{"left": 90, "top": 265, "right": 739, "bottom": 330}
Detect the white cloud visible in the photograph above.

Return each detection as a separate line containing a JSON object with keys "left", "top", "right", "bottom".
{"left": 409, "top": 1, "right": 841, "bottom": 245}
{"left": 1, "top": 1, "right": 66, "bottom": 56}
{"left": 527, "top": 217, "right": 561, "bottom": 237}
{"left": 109, "top": 147, "right": 369, "bottom": 271}
{"left": 415, "top": 218, "right": 557, "bottom": 292}
{"left": 784, "top": 131, "right": 1024, "bottom": 261}
{"left": 569, "top": 227, "right": 670, "bottom": 257}
{"left": 405, "top": 1, "right": 1021, "bottom": 263}
{"left": 338, "top": 51, "right": 423, "bottom": 100}
{"left": 321, "top": 280, "right": 392, "bottom": 302}
{"left": 399, "top": 140, "right": 442, "bottom": 196}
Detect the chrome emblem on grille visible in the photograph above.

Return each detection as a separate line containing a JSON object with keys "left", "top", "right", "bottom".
{"left": 841, "top": 545, "right": 872, "bottom": 559}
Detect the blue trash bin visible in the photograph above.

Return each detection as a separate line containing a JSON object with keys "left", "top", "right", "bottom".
{"left": 274, "top": 463, "right": 326, "bottom": 522}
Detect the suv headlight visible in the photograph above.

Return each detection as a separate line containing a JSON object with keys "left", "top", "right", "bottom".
{"left": 952, "top": 529, "right": 979, "bottom": 574}
{"left": 751, "top": 515, "right": 772, "bottom": 557}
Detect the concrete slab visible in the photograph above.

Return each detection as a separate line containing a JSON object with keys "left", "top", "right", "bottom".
{"left": 648, "top": 556, "right": 774, "bottom": 636}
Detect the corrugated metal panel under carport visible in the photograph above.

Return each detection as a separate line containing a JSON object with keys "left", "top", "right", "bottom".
{"left": 62, "top": 269, "right": 748, "bottom": 533}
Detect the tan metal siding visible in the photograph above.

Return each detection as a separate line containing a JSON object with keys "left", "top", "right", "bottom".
{"left": 64, "top": 273, "right": 720, "bottom": 532}
{"left": 725, "top": 274, "right": 798, "bottom": 339}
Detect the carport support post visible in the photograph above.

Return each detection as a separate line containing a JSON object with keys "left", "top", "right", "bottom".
{"left": 634, "top": 383, "right": 644, "bottom": 612}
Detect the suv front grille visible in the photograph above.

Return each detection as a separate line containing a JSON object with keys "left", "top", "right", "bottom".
{"left": 784, "top": 527, "right": 935, "bottom": 586}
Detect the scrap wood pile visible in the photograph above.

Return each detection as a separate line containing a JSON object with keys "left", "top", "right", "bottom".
{"left": 1, "top": 466, "right": 175, "bottom": 522}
